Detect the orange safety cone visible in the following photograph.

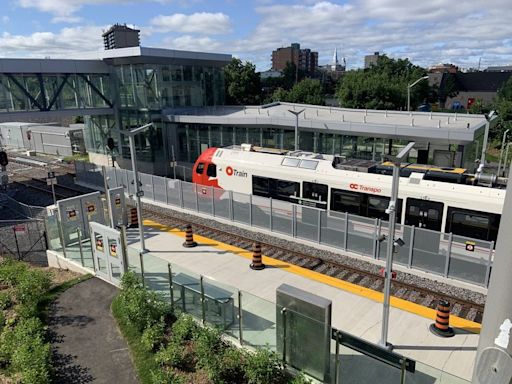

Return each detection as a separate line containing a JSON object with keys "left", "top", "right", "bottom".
{"left": 429, "top": 300, "right": 455, "bottom": 337}
{"left": 250, "top": 242, "right": 265, "bottom": 270}
{"left": 182, "top": 224, "right": 197, "bottom": 248}
{"left": 129, "top": 207, "right": 138, "bottom": 228}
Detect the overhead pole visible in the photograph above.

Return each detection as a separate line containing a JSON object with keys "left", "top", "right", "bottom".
{"left": 472, "top": 165, "right": 512, "bottom": 384}
{"left": 288, "top": 108, "right": 305, "bottom": 151}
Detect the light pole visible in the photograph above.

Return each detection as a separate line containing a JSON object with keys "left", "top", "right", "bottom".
{"left": 379, "top": 141, "right": 415, "bottom": 349}
{"left": 121, "top": 123, "right": 153, "bottom": 253}
{"left": 288, "top": 108, "right": 305, "bottom": 151}
{"left": 479, "top": 110, "right": 497, "bottom": 172}
{"left": 407, "top": 76, "right": 429, "bottom": 112}
{"left": 497, "top": 129, "right": 509, "bottom": 177}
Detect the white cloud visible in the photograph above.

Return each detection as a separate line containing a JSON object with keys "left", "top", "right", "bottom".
{"left": 150, "top": 12, "right": 232, "bottom": 34}
{"left": 2, "top": 16, "right": 10, "bottom": 24}
{"left": 0, "top": 26, "right": 105, "bottom": 57}
{"left": 162, "top": 35, "right": 226, "bottom": 52}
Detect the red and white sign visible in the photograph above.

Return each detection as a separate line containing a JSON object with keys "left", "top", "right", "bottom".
{"left": 13, "top": 224, "right": 26, "bottom": 234}
{"left": 226, "top": 166, "right": 234, "bottom": 176}
{"left": 349, "top": 183, "right": 382, "bottom": 194}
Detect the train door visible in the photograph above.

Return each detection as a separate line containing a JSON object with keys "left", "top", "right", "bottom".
{"left": 405, "top": 198, "right": 444, "bottom": 231}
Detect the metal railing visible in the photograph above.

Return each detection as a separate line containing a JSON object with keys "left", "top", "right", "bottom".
{"left": 74, "top": 161, "right": 495, "bottom": 287}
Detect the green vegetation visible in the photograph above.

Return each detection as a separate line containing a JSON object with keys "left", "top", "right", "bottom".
{"left": 62, "top": 153, "right": 90, "bottom": 163}
{"left": 224, "top": 58, "right": 262, "bottom": 105}
{"left": 113, "top": 271, "right": 311, "bottom": 384}
{"left": 0, "top": 258, "right": 90, "bottom": 384}
{"left": 271, "top": 78, "right": 324, "bottom": 105}
{"left": 336, "top": 55, "right": 428, "bottom": 110}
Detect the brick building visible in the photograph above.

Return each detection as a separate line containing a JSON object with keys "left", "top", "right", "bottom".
{"left": 271, "top": 43, "right": 318, "bottom": 75}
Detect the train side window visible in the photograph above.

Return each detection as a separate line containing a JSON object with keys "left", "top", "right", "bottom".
{"left": 196, "top": 163, "right": 204, "bottom": 174}
{"left": 274, "top": 180, "right": 300, "bottom": 201}
{"left": 253, "top": 176, "right": 269, "bottom": 197}
{"left": 330, "top": 189, "right": 364, "bottom": 215}
{"left": 427, "top": 209, "right": 439, "bottom": 220}
{"left": 366, "top": 196, "right": 403, "bottom": 222}
{"left": 303, "top": 182, "right": 328, "bottom": 202}
{"left": 206, "top": 164, "right": 217, "bottom": 177}
{"left": 446, "top": 207, "right": 501, "bottom": 241}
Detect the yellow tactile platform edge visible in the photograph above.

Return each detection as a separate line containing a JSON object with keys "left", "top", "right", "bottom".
{"left": 144, "top": 219, "right": 481, "bottom": 333}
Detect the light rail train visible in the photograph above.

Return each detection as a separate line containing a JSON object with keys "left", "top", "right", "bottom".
{"left": 192, "top": 145, "right": 506, "bottom": 243}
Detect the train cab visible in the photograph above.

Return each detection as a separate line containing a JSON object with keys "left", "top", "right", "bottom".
{"left": 192, "top": 147, "right": 220, "bottom": 189}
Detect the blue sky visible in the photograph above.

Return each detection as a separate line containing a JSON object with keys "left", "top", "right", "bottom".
{"left": 1, "top": 0, "right": 512, "bottom": 71}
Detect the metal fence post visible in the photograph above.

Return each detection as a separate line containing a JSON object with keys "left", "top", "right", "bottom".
{"left": 484, "top": 241, "right": 494, "bottom": 287}
{"left": 211, "top": 186, "right": 215, "bottom": 217}
{"left": 292, "top": 204, "right": 296, "bottom": 238}
{"left": 238, "top": 290, "right": 243, "bottom": 345}
{"left": 179, "top": 180, "right": 184, "bottom": 208}
{"left": 195, "top": 184, "right": 199, "bottom": 212}
{"left": 444, "top": 233, "right": 453, "bottom": 278}
{"left": 57, "top": 217, "right": 67, "bottom": 259}
{"left": 139, "top": 251, "right": 145, "bottom": 286}
{"left": 164, "top": 177, "right": 169, "bottom": 205}
{"left": 334, "top": 329, "right": 340, "bottom": 384}
{"left": 373, "top": 218, "right": 380, "bottom": 259}
{"left": 269, "top": 197, "right": 273, "bottom": 231}
{"left": 317, "top": 209, "right": 321, "bottom": 243}
{"left": 249, "top": 194, "right": 252, "bottom": 226}
{"left": 200, "top": 275, "right": 206, "bottom": 324}
{"left": 168, "top": 263, "right": 174, "bottom": 310}
{"left": 281, "top": 307, "right": 287, "bottom": 363}
{"left": 120, "top": 225, "right": 128, "bottom": 274}
{"left": 151, "top": 175, "right": 156, "bottom": 201}
{"left": 408, "top": 226, "right": 414, "bottom": 268}
{"left": 13, "top": 226, "right": 21, "bottom": 260}
{"left": 229, "top": 191, "right": 234, "bottom": 221}
{"left": 77, "top": 228, "right": 84, "bottom": 266}
{"left": 343, "top": 212, "right": 349, "bottom": 251}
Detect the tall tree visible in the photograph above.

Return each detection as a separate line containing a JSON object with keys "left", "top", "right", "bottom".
{"left": 492, "top": 77, "right": 512, "bottom": 140}
{"left": 336, "top": 55, "right": 428, "bottom": 110}
{"left": 270, "top": 78, "right": 324, "bottom": 105}
{"left": 224, "top": 58, "right": 261, "bottom": 105}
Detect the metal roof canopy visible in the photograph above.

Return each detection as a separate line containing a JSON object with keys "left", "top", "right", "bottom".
{"left": 164, "top": 102, "right": 490, "bottom": 145}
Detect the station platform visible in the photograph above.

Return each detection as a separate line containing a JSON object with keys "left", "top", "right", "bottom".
{"left": 128, "top": 219, "right": 479, "bottom": 382}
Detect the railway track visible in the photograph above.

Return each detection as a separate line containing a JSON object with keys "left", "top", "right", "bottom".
{"left": 142, "top": 205, "right": 485, "bottom": 323}
{"left": 12, "top": 178, "right": 87, "bottom": 200}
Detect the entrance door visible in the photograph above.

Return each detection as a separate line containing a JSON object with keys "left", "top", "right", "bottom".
{"left": 405, "top": 198, "right": 444, "bottom": 231}
{"left": 90, "top": 222, "right": 125, "bottom": 285}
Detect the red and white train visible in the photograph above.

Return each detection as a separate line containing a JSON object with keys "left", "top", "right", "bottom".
{"left": 193, "top": 144, "right": 505, "bottom": 243}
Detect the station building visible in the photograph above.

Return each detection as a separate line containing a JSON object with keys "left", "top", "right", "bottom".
{"left": 0, "top": 45, "right": 493, "bottom": 176}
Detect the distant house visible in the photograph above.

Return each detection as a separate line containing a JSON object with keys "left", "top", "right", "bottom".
{"left": 443, "top": 72, "right": 512, "bottom": 109}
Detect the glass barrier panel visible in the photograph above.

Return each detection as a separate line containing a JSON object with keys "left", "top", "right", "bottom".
{"left": 378, "top": 222, "right": 410, "bottom": 265}
{"left": 239, "top": 290, "right": 277, "bottom": 351}
{"left": 296, "top": 206, "right": 320, "bottom": 242}
{"left": 45, "top": 215, "right": 62, "bottom": 252}
{"left": 153, "top": 176, "right": 167, "bottom": 203}
{"left": 126, "top": 245, "right": 142, "bottom": 277}
{"left": 169, "top": 263, "right": 202, "bottom": 320}
{"left": 141, "top": 252, "right": 172, "bottom": 302}
{"left": 406, "top": 361, "right": 471, "bottom": 383}
{"left": 81, "top": 238, "right": 94, "bottom": 269}
{"left": 447, "top": 234, "right": 491, "bottom": 286}
{"left": 126, "top": 171, "right": 135, "bottom": 196}
{"left": 213, "top": 188, "right": 230, "bottom": 219}
{"left": 251, "top": 195, "right": 271, "bottom": 230}
{"left": 139, "top": 173, "right": 154, "bottom": 201}
{"left": 232, "top": 192, "right": 250, "bottom": 225}
{"left": 346, "top": 215, "right": 376, "bottom": 256}
{"left": 271, "top": 200, "right": 292, "bottom": 236}
{"left": 165, "top": 179, "right": 181, "bottom": 207}
{"left": 320, "top": 211, "right": 345, "bottom": 249}
{"left": 202, "top": 275, "right": 238, "bottom": 336}
{"left": 411, "top": 228, "right": 447, "bottom": 275}
{"left": 197, "top": 186, "right": 213, "bottom": 215}
{"left": 106, "top": 167, "right": 118, "bottom": 188}
{"left": 181, "top": 182, "right": 197, "bottom": 211}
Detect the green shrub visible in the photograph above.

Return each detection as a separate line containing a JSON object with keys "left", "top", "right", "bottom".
{"left": 155, "top": 341, "right": 191, "bottom": 370}
{"left": 117, "top": 272, "right": 171, "bottom": 332}
{"left": 245, "top": 348, "right": 287, "bottom": 384}
{"left": 0, "top": 291, "right": 12, "bottom": 309}
{"left": 213, "top": 347, "right": 247, "bottom": 384}
{"left": 11, "top": 337, "right": 50, "bottom": 384}
{"left": 0, "top": 259, "right": 27, "bottom": 286}
{"left": 141, "top": 319, "right": 166, "bottom": 352}
{"left": 150, "top": 368, "right": 185, "bottom": 384}
{"left": 290, "top": 373, "right": 312, "bottom": 383}
{"left": 14, "top": 269, "right": 52, "bottom": 306}
{"left": 0, "top": 311, "right": 5, "bottom": 330}
{"left": 194, "top": 326, "right": 225, "bottom": 371}
{"left": 170, "top": 314, "right": 198, "bottom": 344}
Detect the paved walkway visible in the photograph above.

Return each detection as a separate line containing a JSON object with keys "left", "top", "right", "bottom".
{"left": 49, "top": 277, "right": 138, "bottom": 384}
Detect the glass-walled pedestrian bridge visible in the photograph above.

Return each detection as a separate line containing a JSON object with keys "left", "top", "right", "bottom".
{"left": 0, "top": 58, "right": 114, "bottom": 119}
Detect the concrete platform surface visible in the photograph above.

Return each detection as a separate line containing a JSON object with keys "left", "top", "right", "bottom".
{"left": 127, "top": 221, "right": 477, "bottom": 382}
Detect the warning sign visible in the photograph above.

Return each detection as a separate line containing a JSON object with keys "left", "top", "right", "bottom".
{"left": 67, "top": 209, "right": 77, "bottom": 221}
{"left": 465, "top": 241, "right": 476, "bottom": 252}
{"left": 13, "top": 224, "right": 26, "bottom": 234}
{"left": 86, "top": 203, "right": 96, "bottom": 214}
{"left": 114, "top": 194, "right": 121, "bottom": 207}
{"left": 95, "top": 237, "right": 104, "bottom": 251}
{"left": 109, "top": 241, "right": 117, "bottom": 257}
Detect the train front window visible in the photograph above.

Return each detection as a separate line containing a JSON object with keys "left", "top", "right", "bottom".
{"left": 206, "top": 164, "right": 217, "bottom": 177}
{"left": 196, "top": 163, "right": 204, "bottom": 174}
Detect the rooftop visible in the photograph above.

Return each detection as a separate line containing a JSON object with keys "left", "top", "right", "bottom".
{"left": 164, "top": 102, "right": 490, "bottom": 145}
